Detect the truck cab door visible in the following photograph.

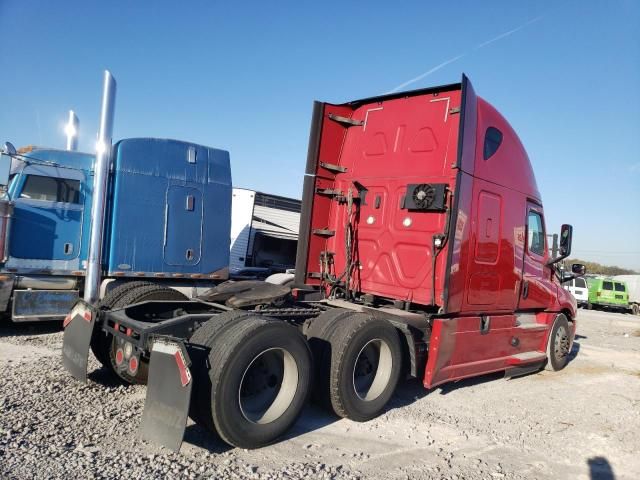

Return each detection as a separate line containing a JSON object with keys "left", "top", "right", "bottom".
{"left": 8, "top": 165, "right": 85, "bottom": 263}
{"left": 518, "top": 203, "right": 555, "bottom": 311}
{"left": 163, "top": 185, "right": 203, "bottom": 266}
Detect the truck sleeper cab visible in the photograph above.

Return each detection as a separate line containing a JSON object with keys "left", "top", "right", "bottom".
{"left": 62, "top": 75, "right": 583, "bottom": 452}
{"left": 0, "top": 139, "right": 232, "bottom": 325}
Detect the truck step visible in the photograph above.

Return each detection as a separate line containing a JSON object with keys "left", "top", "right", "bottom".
{"left": 515, "top": 322, "right": 547, "bottom": 331}
{"left": 515, "top": 313, "right": 547, "bottom": 331}
{"left": 507, "top": 351, "right": 546, "bottom": 365}
{"left": 312, "top": 229, "right": 336, "bottom": 237}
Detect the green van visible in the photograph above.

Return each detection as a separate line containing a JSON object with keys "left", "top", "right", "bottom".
{"left": 587, "top": 277, "right": 630, "bottom": 312}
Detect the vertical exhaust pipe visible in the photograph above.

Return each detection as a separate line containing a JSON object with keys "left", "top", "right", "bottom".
{"left": 65, "top": 110, "right": 79, "bottom": 151}
{"left": 84, "top": 70, "right": 116, "bottom": 304}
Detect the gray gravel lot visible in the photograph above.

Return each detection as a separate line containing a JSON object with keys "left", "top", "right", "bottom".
{"left": 1, "top": 309, "right": 639, "bottom": 479}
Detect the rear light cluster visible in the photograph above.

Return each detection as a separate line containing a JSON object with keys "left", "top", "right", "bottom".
{"left": 114, "top": 339, "right": 140, "bottom": 376}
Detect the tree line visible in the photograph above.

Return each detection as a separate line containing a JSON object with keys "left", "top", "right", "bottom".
{"left": 564, "top": 258, "right": 638, "bottom": 276}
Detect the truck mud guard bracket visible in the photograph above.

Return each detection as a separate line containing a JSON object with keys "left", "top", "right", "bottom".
{"left": 62, "top": 300, "right": 97, "bottom": 383}
{"left": 140, "top": 337, "right": 194, "bottom": 452}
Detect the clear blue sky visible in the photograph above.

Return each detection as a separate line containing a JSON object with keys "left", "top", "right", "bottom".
{"left": 1, "top": 1, "right": 639, "bottom": 269}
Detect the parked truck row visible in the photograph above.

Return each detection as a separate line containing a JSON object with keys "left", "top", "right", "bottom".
{"left": 58, "top": 71, "right": 585, "bottom": 451}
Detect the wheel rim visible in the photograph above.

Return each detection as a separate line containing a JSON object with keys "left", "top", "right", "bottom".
{"left": 352, "top": 338, "right": 393, "bottom": 401}
{"left": 554, "top": 325, "right": 570, "bottom": 361}
{"left": 239, "top": 348, "right": 299, "bottom": 424}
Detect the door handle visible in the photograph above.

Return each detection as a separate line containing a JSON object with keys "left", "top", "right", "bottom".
{"left": 522, "top": 280, "right": 529, "bottom": 299}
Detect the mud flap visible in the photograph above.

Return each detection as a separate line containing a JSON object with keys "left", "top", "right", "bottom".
{"left": 62, "top": 301, "right": 96, "bottom": 382}
{"left": 140, "top": 339, "right": 193, "bottom": 452}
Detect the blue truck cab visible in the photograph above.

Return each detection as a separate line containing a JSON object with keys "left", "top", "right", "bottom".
{"left": 0, "top": 138, "right": 231, "bottom": 321}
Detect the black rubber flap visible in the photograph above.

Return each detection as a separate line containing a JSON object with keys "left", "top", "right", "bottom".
{"left": 140, "top": 339, "right": 193, "bottom": 452}
{"left": 62, "top": 301, "right": 95, "bottom": 382}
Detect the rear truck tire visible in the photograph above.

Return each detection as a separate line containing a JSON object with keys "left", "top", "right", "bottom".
{"left": 188, "top": 310, "right": 257, "bottom": 431}
{"left": 324, "top": 313, "right": 403, "bottom": 422}
{"left": 304, "top": 308, "right": 355, "bottom": 406}
{"left": 545, "top": 314, "right": 572, "bottom": 372}
{"left": 632, "top": 303, "right": 640, "bottom": 316}
{"left": 92, "top": 282, "right": 187, "bottom": 385}
{"left": 202, "top": 317, "right": 312, "bottom": 449}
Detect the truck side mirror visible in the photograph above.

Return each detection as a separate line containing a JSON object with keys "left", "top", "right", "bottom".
{"left": 548, "top": 224, "right": 573, "bottom": 266}
{"left": 559, "top": 224, "right": 572, "bottom": 257}
{"left": 572, "top": 263, "right": 586, "bottom": 276}
{"left": 0, "top": 142, "right": 15, "bottom": 187}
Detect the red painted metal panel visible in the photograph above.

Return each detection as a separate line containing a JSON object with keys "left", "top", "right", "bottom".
{"left": 304, "top": 88, "right": 462, "bottom": 306}
{"left": 302, "top": 103, "right": 353, "bottom": 286}
{"left": 473, "top": 98, "right": 540, "bottom": 201}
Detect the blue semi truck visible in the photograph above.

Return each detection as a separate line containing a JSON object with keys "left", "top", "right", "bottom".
{"left": 0, "top": 71, "right": 243, "bottom": 383}
{"left": 0, "top": 138, "right": 233, "bottom": 324}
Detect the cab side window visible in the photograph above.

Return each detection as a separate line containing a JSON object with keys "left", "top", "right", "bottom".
{"left": 602, "top": 281, "right": 613, "bottom": 291}
{"left": 527, "top": 210, "right": 546, "bottom": 256}
{"left": 20, "top": 175, "right": 80, "bottom": 204}
{"left": 483, "top": 127, "right": 503, "bottom": 160}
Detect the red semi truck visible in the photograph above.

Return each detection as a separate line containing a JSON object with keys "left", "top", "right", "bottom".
{"left": 62, "top": 75, "right": 585, "bottom": 451}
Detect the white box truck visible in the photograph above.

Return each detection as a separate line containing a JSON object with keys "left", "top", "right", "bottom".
{"left": 613, "top": 274, "right": 640, "bottom": 315}
{"left": 230, "top": 188, "right": 300, "bottom": 281}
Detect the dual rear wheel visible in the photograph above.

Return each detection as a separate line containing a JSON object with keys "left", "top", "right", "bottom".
{"left": 189, "top": 313, "right": 312, "bottom": 449}
{"left": 189, "top": 309, "right": 403, "bottom": 448}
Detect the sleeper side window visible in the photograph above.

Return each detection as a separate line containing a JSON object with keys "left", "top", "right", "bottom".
{"left": 527, "top": 210, "right": 546, "bottom": 256}
{"left": 614, "top": 283, "right": 625, "bottom": 292}
{"left": 483, "top": 127, "right": 503, "bottom": 160}
{"left": 20, "top": 175, "right": 81, "bottom": 204}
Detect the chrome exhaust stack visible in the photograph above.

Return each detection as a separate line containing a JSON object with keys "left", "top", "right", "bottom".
{"left": 65, "top": 110, "right": 79, "bottom": 151}
{"left": 84, "top": 70, "right": 116, "bottom": 304}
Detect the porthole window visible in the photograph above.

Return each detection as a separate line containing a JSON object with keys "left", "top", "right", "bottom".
{"left": 483, "top": 127, "right": 503, "bottom": 160}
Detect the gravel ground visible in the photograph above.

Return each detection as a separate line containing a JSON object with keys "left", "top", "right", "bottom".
{"left": 1, "top": 309, "right": 639, "bottom": 479}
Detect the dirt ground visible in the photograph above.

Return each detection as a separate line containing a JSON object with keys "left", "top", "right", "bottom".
{"left": 1, "top": 309, "right": 639, "bottom": 479}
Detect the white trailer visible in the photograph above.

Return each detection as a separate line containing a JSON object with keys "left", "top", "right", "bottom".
{"left": 613, "top": 274, "right": 640, "bottom": 315}
{"left": 230, "top": 188, "right": 301, "bottom": 279}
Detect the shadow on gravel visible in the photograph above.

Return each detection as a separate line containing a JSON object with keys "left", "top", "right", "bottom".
{"left": 0, "top": 319, "right": 62, "bottom": 337}
{"left": 588, "top": 456, "right": 615, "bottom": 480}
{"left": 568, "top": 340, "right": 581, "bottom": 363}
{"left": 386, "top": 341, "right": 585, "bottom": 412}
{"left": 283, "top": 404, "right": 339, "bottom": 439}
{"left": 183, "top": 424, "right": 234, "bottom": 454}
{"left": 575, "top": 334, "right": 588, "bottom": 340}
{"left": 183, "top": 403, "right": 340, "bottom": 452}
{"left": 87, "top": 367, "right": 128, "bottom": 388}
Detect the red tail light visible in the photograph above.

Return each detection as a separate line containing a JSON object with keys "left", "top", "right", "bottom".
{"left": 115, "top": 348, "right": 124, "bottom": 366}
{"left": 128, "top": 356, "right": 139, "bottom": 375}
